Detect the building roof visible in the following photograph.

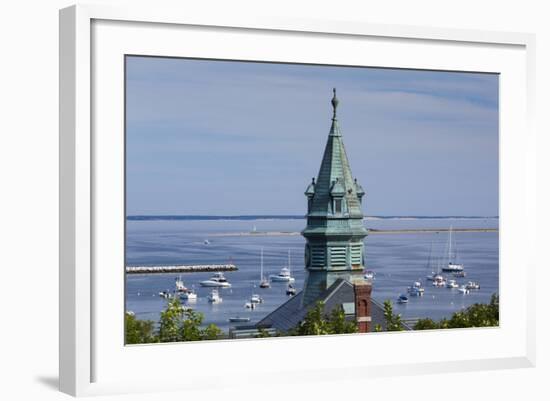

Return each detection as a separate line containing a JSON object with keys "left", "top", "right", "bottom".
{"left": 305, "top": 89, "right": 365, "bottom": 220}
{"left": 256, "top": 278, "right": 394, "bottom": 333}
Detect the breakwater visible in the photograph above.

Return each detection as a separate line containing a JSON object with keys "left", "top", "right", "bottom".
{"left": 126, "top": 264, "right": 238, "bottom": 274}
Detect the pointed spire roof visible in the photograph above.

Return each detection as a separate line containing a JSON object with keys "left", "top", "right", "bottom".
{"left": 305, "top": 177, "right": 316, "bottom": 196}
{"left": 308, "top": 89, "right": 364, "bottom": 218}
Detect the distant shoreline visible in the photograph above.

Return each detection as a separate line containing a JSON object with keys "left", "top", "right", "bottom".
{"left": 209, "top": 228, "right": 498, "bottom": 237}
{"left": 127, "top": 215, "right": 499, "bottom": 222}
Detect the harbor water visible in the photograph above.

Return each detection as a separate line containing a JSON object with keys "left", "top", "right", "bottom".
{"left": 125, "top": 217, "right": 498, "bottom": 332}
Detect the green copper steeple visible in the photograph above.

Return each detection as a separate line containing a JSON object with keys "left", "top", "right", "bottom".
{"left": 301, "top": 89, "right": 368, "bottom": 306}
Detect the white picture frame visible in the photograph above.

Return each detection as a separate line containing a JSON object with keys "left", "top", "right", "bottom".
{"left": 59, "top": 4, "right": 536, "bottom": 397}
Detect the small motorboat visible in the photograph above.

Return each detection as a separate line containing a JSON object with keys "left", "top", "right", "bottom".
{"left": 432, "top": 274, "right": 446, "bottom": 287}
{"left": 364, "top": 270, "right": 376, "bottom": 280}
{"left": 407, "top": 281, "right": 425, "bottom": 296}
{"left": 466, "top": 281, "right": 480, "bottom": 290}
{"left": 179, "top": 289, "right": 197, "bottom": 302}
{"left": 270, "top": 267, "right": 295, "bottom": 282}
{"left": 207, "top": 289, "right": 222, "bottom": 303}
{"left": 453, "top": 270, "right": 467, "bottom": 278}
{"left": 228, "top": 316, "right": 251, "bottom": 323}
{"left": 286, "top": 284, "right": 297, "bottom": 296}
{"left": 442, "top": 262, "right": 464, "bottom": 273}
{"left": 158, "top": 290, "right": 172, "bottom": 299}
{"left": 244, "top": 302, "right": 256, "bottom": 309}
{"left": 200, "top": 272, "right": 232, "bottom": 288}
{"left": 250, "top": 294, "right": 263, "bottom": 304}
{"left": 204, "top": 239, "right": 210, "bottom": 245}
{"left": 397, "top": 294, "right": 409, "bottom": 304}
{"left": 458, "top": 285, "right": 470, "bottom": 295}
{"left": 446, "top": 279, "right": 459, "bottom": 289}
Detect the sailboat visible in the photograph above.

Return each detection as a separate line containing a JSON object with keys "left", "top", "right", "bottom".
{"left": 259, "top": 248, "right": 270, "bottom": 288}
{"left": 270, "top": 250, "right": 295, "bottom": 282}
{"left": 425, "top": 241, "right": 437, "bottom": 280}
{"left": 425, "top": 241, "right": 446, "bottom": 286}
{"left": 441, "top": 226, "right": 464, "bottom": 272}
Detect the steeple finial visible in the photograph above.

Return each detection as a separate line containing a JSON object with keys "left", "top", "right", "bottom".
{"left": 331, "top": 88, "right": 339, "bottom": 119}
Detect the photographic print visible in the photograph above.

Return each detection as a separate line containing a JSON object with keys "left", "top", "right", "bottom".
{"left": 124, "top": 56, "right": 499, "bottom": 344}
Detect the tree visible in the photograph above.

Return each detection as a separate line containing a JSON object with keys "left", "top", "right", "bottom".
{"left": 382, "top": 300, "right": 404, "bottom": 331}
{"left": 295, "top": 301, "right": 331, "bottom": 335}
{"left": 413, "top": 318, "right": 440, "bottom": 330}
{"left": 125, "top": 312, "right": 157, "bottom": 344}
{"left": 202, "top": 323, "right": 223, "bottom": 341}
{"left": 156, "top": 297, "right": 224, "bottom": 342}
{"left": 414, "top": 294, "right": 499, "bottom": 330}
{"left": 158, "top": 297, "right": 185, "bottom": 342}
{"left": 294, "top": 301, "right": 358, "bottom": 336}
{"left": 327, "top": 306, "right": 358, "bottom": 334}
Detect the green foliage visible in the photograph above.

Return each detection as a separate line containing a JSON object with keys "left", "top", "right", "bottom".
{"left": 125, "top": 312, "right": 157, "bottom": 344}
{"left": 327, "top": 306, "right": 358, "bottom": 334}
{"left": 256, "top": 328, "right": 271, "bottom": 338}
{"left": 293, "top": 301, "right": 358, "bottom": 336}
{"left": 414, "top": 294, "right": 499, "bottom": 330}
{"left": 158, "top": 297, "right": 184, "bottom": 342}
{"left": 413, "top": 318, "right": 440, "bottom": 330}
{"left": 127, "top": 297, "right": 224, "bottom": 344}
{"left": 382, "top": 300, "right": 404, "bottom": 331}
{"left": 202, "top": 324, "right": 223, "bottom": 341}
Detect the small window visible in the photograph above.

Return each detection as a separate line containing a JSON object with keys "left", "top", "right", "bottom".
{"left": 334, "top": 199, "right": 342, "bottom": 214}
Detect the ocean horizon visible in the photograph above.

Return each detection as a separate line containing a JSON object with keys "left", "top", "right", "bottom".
{"left": 127, "top": 214, "right": 499, "bottom": 221}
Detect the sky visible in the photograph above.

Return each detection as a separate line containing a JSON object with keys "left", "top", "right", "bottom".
{"left": 126, "top": 56, "right": 499, "bottom": 216}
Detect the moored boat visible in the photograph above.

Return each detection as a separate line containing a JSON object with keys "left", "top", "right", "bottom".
{"left": 175, "top": 276, "right": 188, "bottom": 292}
{"left": 458, "top": 285, "right": 470, "bottom": 294}
{"left": 397, "top": 294, "right": 409, "bottom": 304}
{"left": 250, "top": 294, "right": 263, "bottom": 304}
{"left": 446, "top": 279, "right": 459, "bottom": 289}
{"left": 259, "top": 248, "right": 270, "bottom": 288}
{"left": 364, "top": 270, "right": 375, "bottom": 280}
{"left": 200, "top": 272, "right": 232, "bottom": 288}
{"left": 465, "top": 281, "right": 480, "bottom": 290}
{"left": 432, "top": 274, "right": 446, "bottom": 287}
{"left": 228, "top": 316, "right": 251, "bottom": 323}
{"left": 286, "top": 283, "right": 297, "bottom": 296}
{"left": 270, "top": 250, "right": 295, "bottom": 282}
{"left": 207, "top": 289, "right": 222, "bottom": 303}
{"left": 407, "top": 281, "right": 425, "bottom": 296}
{"left": 441, "top": 226, "right": 464, "bottom": 273}
{"left": 179, "top": 289, "right": 197, "bottom": 302}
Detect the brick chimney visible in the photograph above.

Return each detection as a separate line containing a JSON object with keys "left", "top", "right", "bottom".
{"left": 353, "top": 280, "right": 372, "bottom": 333}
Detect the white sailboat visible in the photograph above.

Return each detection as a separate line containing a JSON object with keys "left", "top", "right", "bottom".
{"left": 259, "top": 248, "right": 270, "bottom": 288}
{"left": 425, "top": 241, "right": 437, "bottom": 280}
{"left": 441, "top": 226, "right": 464, "bottom": 272}
{"left": 270, "top": 250, "right": 295, "bottom": 282}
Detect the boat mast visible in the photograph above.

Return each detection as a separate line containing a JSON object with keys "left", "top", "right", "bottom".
{"left": 288, "top": 249, "right": 291, "bottom": 274}
{"left": 260, "top": 247, "right": 264, "bottom": 280}
{"left": 427, "top": 241, "right": 434, "bottom": 272}
{"left": 448, "top": 225, "right": 453, "bottom": 263}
